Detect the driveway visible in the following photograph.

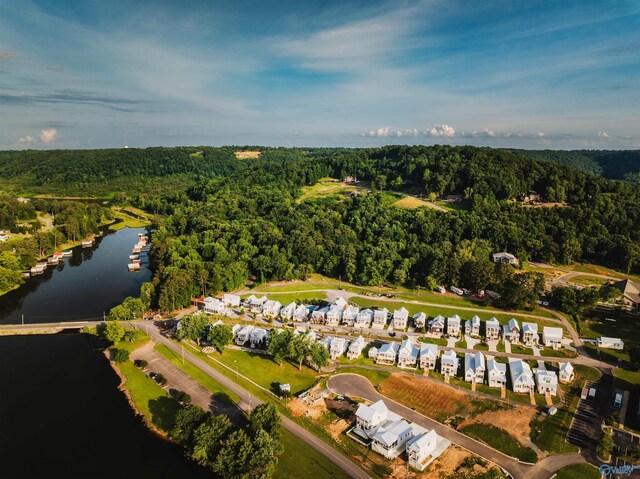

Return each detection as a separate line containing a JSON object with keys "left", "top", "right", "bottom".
{"left": 327, "top": 373, "right": 585, "bottom": 479}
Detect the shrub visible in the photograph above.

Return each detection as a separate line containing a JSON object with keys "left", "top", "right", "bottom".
{"left": 110, "top": 348, "right": 130, "bottom": 363}
{"left": 134, "top": 359, "right": 148, "bottom": 368}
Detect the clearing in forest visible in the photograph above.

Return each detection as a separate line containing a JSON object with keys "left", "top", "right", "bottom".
{"left": 234, "top": 150, "right": 262, "bottom": 159}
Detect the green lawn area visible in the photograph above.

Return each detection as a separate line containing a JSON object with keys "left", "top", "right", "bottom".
{"left": 540, "top": 348, "right": 578, "bottom": 359}
{"left": 116, "top": 360, "right": 180, "bottom": 432}
{"left": 554, "top": 463, "right": 601, "bottom": 479}
{"left": 241, "top": 291, "right": 328, "bottom": 305}
{"left": 336, "top": 367, "right": 391, "bottom": 387}
{"left": 582, "top": 316, "right": 640, "bottom": 352}
{"left": 614, "top": 368, "right": 640, "bottom": 388}
{"left": 155, "top": 343, "right": 240, "bottom": 403}
{"left": 392, "top": 195, "right": 431, "bottom": 209}
{"left": 584, "top": 344, "right": 628, "bottom": 363}
{"left": 435, "top": 200, "right": 468, "bottom": 211}
{"left": 115, "top": 335, "right": 150, "bottom": 353}
{"left": 109, "top": 207, "right": 152, "bottom": 231}
{"left": 510, "top": 345, "right": 533, "bottom": 355}
{"left": 474, "top": 342, "right": 489, "bottom": 351}
{"left": 460, "top": 424, "right": 537, "bottom": 463}
{"left": 418, "top": 336, "right": 448, "bottom": 346}
{"left": 575, "top": 364, "right": 602, "bottom": 382}
{"left": 568, "top": 275, "right": 608, "bottom": 287}
{"left": 297, "top": 178, "right": 365, "bottom": 203}
{"left": 456, "top": 338, "right": 467, "bottom": 348}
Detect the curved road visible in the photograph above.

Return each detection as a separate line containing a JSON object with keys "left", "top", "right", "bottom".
{"left": 328, "top": 374, "right": 585, "bottom": 479}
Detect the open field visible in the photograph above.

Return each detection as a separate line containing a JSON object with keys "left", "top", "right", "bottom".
{"left": 554, "top": 463, "right": 601, "bottom": 479}
{"left": 110, "top": 206, "right": 152, "bottom": 231}
{"left": 614, "top": 368, "right": 640, "bottom": 388}
{"left": 392, "top": 195, "right": 431, "bottom": 208}
{"left": 297, "top": 178, "right": 366, "bottom": 203}
{"left": 241, "top": 291, "right": 328, "bottom": 305}
{"left": 234, "top": 150, "right": 262, "bottom": 159}
{"left": 435, "top": 200, "right": 468, "bottom": 211}
{"left": 568, "top": 275, "right": 609, "bottom": 287}
{"left": 460, "top": 424, "right": 537, "bottom": 463}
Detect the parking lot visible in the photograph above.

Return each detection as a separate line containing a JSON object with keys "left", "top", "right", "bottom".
{"left": 567, "top": 380, "right": 602, "bottom": 456}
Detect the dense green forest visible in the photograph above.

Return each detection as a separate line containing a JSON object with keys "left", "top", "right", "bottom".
{"left": 142, "top": 145, "right": 640, "bottom": 311}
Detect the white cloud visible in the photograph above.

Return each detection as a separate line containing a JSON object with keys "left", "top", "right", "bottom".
{"left": 17, "top": 135, "right": 36, "bottom": 144}
{"left": 362, "top": 126, "right": 391, "bottom": 137}
{"left": 39, "top": 128, "right": 58, "bottom": 144}
{"left": 425, "top": 124, "right": 455, "bottom": 137}
{"left": 598, "top": 130, "right": 610, "bottom": 138}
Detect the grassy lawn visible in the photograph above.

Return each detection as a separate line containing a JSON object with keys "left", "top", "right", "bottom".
{"left": 297, "top": 178, "right": 365, "bottom": 203}
{"left": 418, "top": 336, "right": 448, "bottom": 346}
{"left": 582, "top": 315, "right": 640, "bottom": 352}
{"left": 510, "top": 345, "right": 533, "bottom": 355}
{"left": 614, "top": 368, "right": 640, "bottom": 388}
{"left": 554, "top": 463, "right": 601, "bottom": 479}
{"left": 115, "top": 335, "right": 150, "bottom": 353}
{"left": 584, "top": 344, "right": 628, "bottom": 363}
{"left": 456, "top": 338, "right": 467, "bottom": 348}
{"left": 241, "top": 291, "right": 328, "bottom": 305}
{"left": 116, "top": 360, "right": 180, "bottom": 432}
{"left": 474, "top": 342, "right": 489, "bottom": 351}
{"left": 568, "top": 275, "right": 609, "bottom": 287}
{"left": 575, "top": 364, "right": 602, "bottom": 382}
{"left": 393, "top": 196, "right": 431, "bottom": 208}
{"left": 154, "top": 343, "right": 240, "bottom": 403}
{"left": 336, "top": 367, "right": 391, "bottom": 387}
{"left": 460, "top": 424, "right": 537, "bottom": 463}
{"left": 540, "top": 348, "right": 578, "bottom": 359}
{"left": 435, "top": 200, "right": 468, "bottom": 211}
{"left": 109, "top": 207, "right": 152, "bottom": 231}
{"left": 496, "top": 340, "right": 505, "bottom": 352}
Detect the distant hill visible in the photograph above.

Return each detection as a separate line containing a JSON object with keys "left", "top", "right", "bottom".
{"left": 507, "top": 149, "right": 640, "bottom": 182}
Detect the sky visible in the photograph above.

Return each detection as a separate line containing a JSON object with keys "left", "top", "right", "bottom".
{"left": 0, "top": 0, "right": 638, "bottom": 150}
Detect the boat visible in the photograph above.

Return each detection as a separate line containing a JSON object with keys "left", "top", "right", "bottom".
{"left": 21, "top": 270, "right": 30, "bottom": 279}
{"left": 127, "top": 263, "right": 141, "bottom": 271}
{"left": 129, "top": 254, "right": 139, "bottom": 260}
{"left": 30, "top": 263, "right": 48, "bottom": 275}
{"left": 52, "top": 251, "right": 64, "bottom": 259}
{"left": 132, "top": 259, "right": 142, "bottom": 264}
{"left": 132, "top": 247, "right": 141, "bottom": 254}
{"left": 61, "top": 250, "right": 73, "bottom": 257}
{"left": 47, "top": 256, "right": 60, "bottom": 265}
{"left": 81, "top": 238, "right": 94, "bottom": 247}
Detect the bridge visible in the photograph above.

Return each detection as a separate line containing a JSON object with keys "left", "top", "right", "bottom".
{"left": 0, "top": 321, "right": 102, "bottom": 334}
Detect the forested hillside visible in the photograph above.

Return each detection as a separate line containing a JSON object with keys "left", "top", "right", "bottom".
{"left": 146, "top": 145, "right": 640, "bottom": 311}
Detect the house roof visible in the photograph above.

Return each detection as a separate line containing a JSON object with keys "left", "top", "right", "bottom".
{"left": 441, "top": 350, "right": 458, "bottom": 365}
{"left": 374, "top": 308, "right": 389, "bottom": 319}
{"left": 543, "top": 326, "right": 563, "bottom": 339}
{"left": 522, "top": 322, "right": 538, "bottom": 334}
{"left": 465, "top": 352, "right": 485, "bottom": 372}
{"left": 471, "top": 315, "right": 480, "bottom": 325}
{"left": 448, "top": 314, "right": 461, "bottom": 326}
{"left": 356, "top": 400, "right": 387, "bottom": 422}
{"left": 509, "top": 359, "right": 535, "bottom": 386}
{"left": 331, "top": 337, "right": 348, "bottom": 350}
{"left": 406, "top": 430, "right": 437, "bottom": 453}
{"left": 613, "top": 279, "right": 640, "bottom": 303}
{"left": 486, "top": 317, "right": 500, "bottom": 327}
{"left": 379, "top": 342, "right": 399, "bottom": 355}
{"left": 507, "top": 318, "right": 520, "bottom": 331}
{"left": 419, "top": 343, "right": 438, "bottom": 358}
{"left": 487, "top": 356, "right": 507, "bottom": 375}
{"left": 398, "top": 339, "right": 419, "bottom": 359}
{"left": 350, "top": 336, "right": 366, "bottom": 349}
{"left": 559, "top": 362, "right": 574, "bottom": 375}
{"left": 430, "top": 315, "right": 445, "bottom": 326}
{"left": 394, "top": 307, "right": 409, "bottom": 319}
{"left": 536, "top": 370, "right": 558, "bottom": 387}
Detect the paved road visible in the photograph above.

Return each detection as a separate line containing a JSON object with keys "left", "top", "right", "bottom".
{"left": 328, "top": 373, "right": 585, "bottom": 479}
{"left": 140, "top": 324, "right": 369, "bottom": 479}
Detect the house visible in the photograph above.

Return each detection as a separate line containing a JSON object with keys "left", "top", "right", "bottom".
{"left": 375, "top": 342, "right": 399, "bottom": 365}
{"left": 445, "top": 194, "right": 464, "bottom": 202}
{"left": 342, "top": 305, "right": 360, "bottom": 326}
{"left": 222, "top": 293, "right": 241, "bottom": 307}
{"left": 446, "top": 315, "right": 461, "bottom": 337}
{"left": 559, "top": 362, "right": 575, "bottom": 384}
{"left": 318, "top": 336, "right": 332, "bottom": 350}
{"left": 293, "top": 304, "right": 310, "bottom": 322}
{"left": 397, "top": 339, "right": 419, "bottom": 369}
{"left": 521, "top": 322, "right": 539, "bottom": 346}
{"left": 428, "top": 315, "right": 446, "bottom": 336}
{"left": 334, "top": 297, "right": 349, "bottom": 309}
{"left": 231, "top": 324, "right": 243, "bottom": 337}
{"left": 485, "top": 317, "right": 501, "bottom": 341}
{"left": 0, "top": 232, "right": 9, "bottom": 242}
{"left": 368, "top": 346, "right": 379, "bottom": 359}
{"left": 355, "top": 309, "right": 374, "bottom": 328}
{"left": 235, "top": 325, "right": 254, "bottom": 345}
{"left": 597, "top": 337, "right": 624, "bottom": 350}
{"left": 418, "top": 343, "right": 439, "bottom": 370}
{"left": 503, "top": 318, "right": 520, "bottom": 342}
{"left": 247, "top": 295, "right": 267, "bottom": 313}
{"left": 486, "top": 356, "right": 507, "bottom": 388}
{"left": 413, "top": 312, "right": 427, "bottom": 329}
{"left": 280, "top": 302, "right": 297, "bottom": 321}
{"left": 406, "top": 430, "right": 438, "bottom": 471}
{"left": 536, "top": 370, "right": 558, "bottom": 396}
{"left": 522, "top": 191, "right": 542, "bottom": 204}
{"left": 372, "top": 309, "right": 389, "bottom": 330}
{"left": 203, "top": 297, "right": 225, "bottom": 315}
{"left": 249, "top": 328, "right": 268, "bottom": 348}
{"left": 440, "top": 350, "right": 459, "bottom": 377}
{"left": 330, "top": 337, "right": 349, "bottom": 360}
{"left": 354, "top": 400, "right": 389, "bottom": 438}
{"left": 326, "top": 305, "right": 344, "bottom": 325}
{"left": 611, "top": 279, "right": 640, "bottom": 309}
{"left": 464, "top": 352, "right": 486, "bottom": 384}
{"left": 393, "top": 307, "right": 409, "bottom": 330}
{"left": 371, "top": 419, "right": 415, "bottom": 459}
{"left": 509, "top": 359, "right": 535, "bottom": 393}
{"left": 347, "top": 336, "right": 366, "bottom": 359}
{"left": 262, "top": 300, "right": 282, "bottom": 319}
{"left": 296, "top": 327, "right": 316, "bottom": 344}
{"left": 311, "top": 306, "right": 329, "bottom": 323}
{"left": 542, "top": 327, "right": 563, "bottom": 349}
{"left": 492, "top": 252, "right": 519, "bottom": 265}
{"left": 465, "top": 316, "right": 481, "bottom": 337}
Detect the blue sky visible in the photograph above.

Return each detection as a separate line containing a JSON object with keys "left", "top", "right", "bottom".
{"left": 0, "top": 0, "right": 638, "bottom": 149}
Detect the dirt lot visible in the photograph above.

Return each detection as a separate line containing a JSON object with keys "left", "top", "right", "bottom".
{"left": 379, "top": 373, "right": 473, "bottom": 420}
{"left": 287, "top": 397, "right": 327, "bottom": 420}
{"left": 458, "top": 407, "right": 537, "bottom": 447}
{"left": 234, "top": 150, "right": 261, "bottom": 159}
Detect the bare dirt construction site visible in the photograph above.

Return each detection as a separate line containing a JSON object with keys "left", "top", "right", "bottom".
{"left": 458, "top": 406, "right": 538, "bottom": 450}
{"left": 234, "top": 150, "right": 262, "bottom": 159}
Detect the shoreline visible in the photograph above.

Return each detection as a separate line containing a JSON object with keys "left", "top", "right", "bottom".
{"left": 104, "top": 349, "right": 172, "bottom": 442}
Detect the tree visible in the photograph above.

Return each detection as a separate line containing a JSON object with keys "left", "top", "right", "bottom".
{"left": 597, "top": 429, "right": 614, "bottom": 460}
{"left": 100, "top": 320, "right": 125, "bottom": 344}
{"left": 207, "top": 323, "right": 233, "bottom": 353}
{"left": 172, "top": 405, "right": 207, "bottom": 448}
{"left": 310, "top": 343, "right": 330, "bottom": 370}
{"left": 191, "top": 413, "right": 231, "bottom": 465}
{"left": 134, "top": 359, "right": 148, "bottom": 368}
{"left": 249, "top": 403, "right": 281, "bottom": 440}
{"left": 267, "top": 329, "right": 293, "bottom": 366}
{"left": 176, "top": 391, "right": 192, "bottom": 404}
{"left": 249, "top": 429, "right": 281, "bottom": 478}
{"left": 213, "top": 429, "right": 253, "bottom": 478}
{"left": 110, "top": 348, "right": 130, "bottom": 362}
{"left": 175, "top": 314, "right": 210, "bottom": 344}
{"left": 288, "top": 333, "right": 311, "bottom": 370}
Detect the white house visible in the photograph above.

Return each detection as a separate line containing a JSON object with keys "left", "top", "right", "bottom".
{"left": 318, "top": 336, "right": 332, "bottom": 350}
{"left": 247, "top": 295, "right": 267, "bottom": 313}
{"left": 372, "top": 309, "right": 389, "bottom": 330}
{"left": 397, "top": 338, "right": 419, "bottom": 369}
{"left": 371, "top": 419, "right": 414, "bottom": 459}
{"left": 203, "top": 297, "right": 225, "bottom": 315}
{"left": 406, "top": 430, "right": 438, "bottom": 471}
{"left": 558, "top": 362, "right": 575, "bottom": 384}
{"left": 326, "top": 305, "right": 344, "bottom": 325}
{"left": 231, "top": 324, "right": 243, "bottom": 337}
{"left": 464, "top": 352, "right": 486, "bottom": 384}
{"left": 334, "top": 297, "right": 349, "bottom": 309}
{"left": 509, "top": 359, "right": 535, "bottom": 393}
{"left": 485, "top": 317, "right": 501, "bottom": 341}
{"left": 413, "top": 312, "right": 427, "bottom": 329}
{"left": 597, "top": 337, "right": 624, "bottom": 350}
{"left": 222, "top": 293, "right": 241, "bottom": 307}
{"left": 535, "top": 370, "right": 558, "bottom": 396}
{"left": 249, "top": 327, "right": 268, "bottom": 348}
{"left": 0, "top": 232, "right": 9, "bottom": 242}
{"left": 375, "top": 342, "right": 399, "bottom": 365}
{"left": 342, "top": 305, "right": 360, "bottom": 326}
{"left": 428, "top": 315, "right": 446, "bottom": 336}
{"left": 330, "top": 337, "right": 349, "bottom": 360}
{"left": 235, "top": 325, "right": 254, "bottom": 345}
{"left": 492, "top": 252, "right": 519, "bottom": 265}
{"left": 440, "top": 350, "right": 459, "bottom": 377}
{"left": 354, "top": 400, "right": 389, "bottom": 438}
{"left": 393, "top": 307, "right": 409, "bottom": 330}
{"left": 293, "top": 304, "right": 310, "bottom": 322}
{"left": 262, "top": 300, "right": 282, "bottom": 319}
{"left": 521, "top": 322, "right": 539, "bottom": 346}
{"left": 503, "top": 318, "right": 520, "bottom": 342}
{"left": 368, "top": 346, "right": 379, "bottom": 359}
{"left": 419, "top": 343, "right": 439, "bottom": 370}
{"left": 446, "top": 315, "right": 461, "bottom": 337}
{"left": 280, "top": 302, "right": 297, "bottom": 321}
{"left": 486, "top": 356, "right": 507, "bottom": 388}
{"left": 465, "top": 316, "right": 481, "bottom": 337}
{"left": 355, "top": 309, "right": 374, "bottom": 328}
{"left": 311, "top": 306, "right": 329, "bottom": 323}
{"left": 542, "top": 327, "right": 564, "bottom": 349}
{"left": 347, "top": 336, "right": 366, "bottom": 359}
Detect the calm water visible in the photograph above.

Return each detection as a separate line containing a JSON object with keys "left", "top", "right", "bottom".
{"left": 0, "top": 333, "right": 211, "bottom": 478}
{"left": 0, "top": 227, "right": 152, "bottom": 324}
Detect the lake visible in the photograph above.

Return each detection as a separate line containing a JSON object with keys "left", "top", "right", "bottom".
{"left": 0, "top": 227, "right": 152, "bottom": 324}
